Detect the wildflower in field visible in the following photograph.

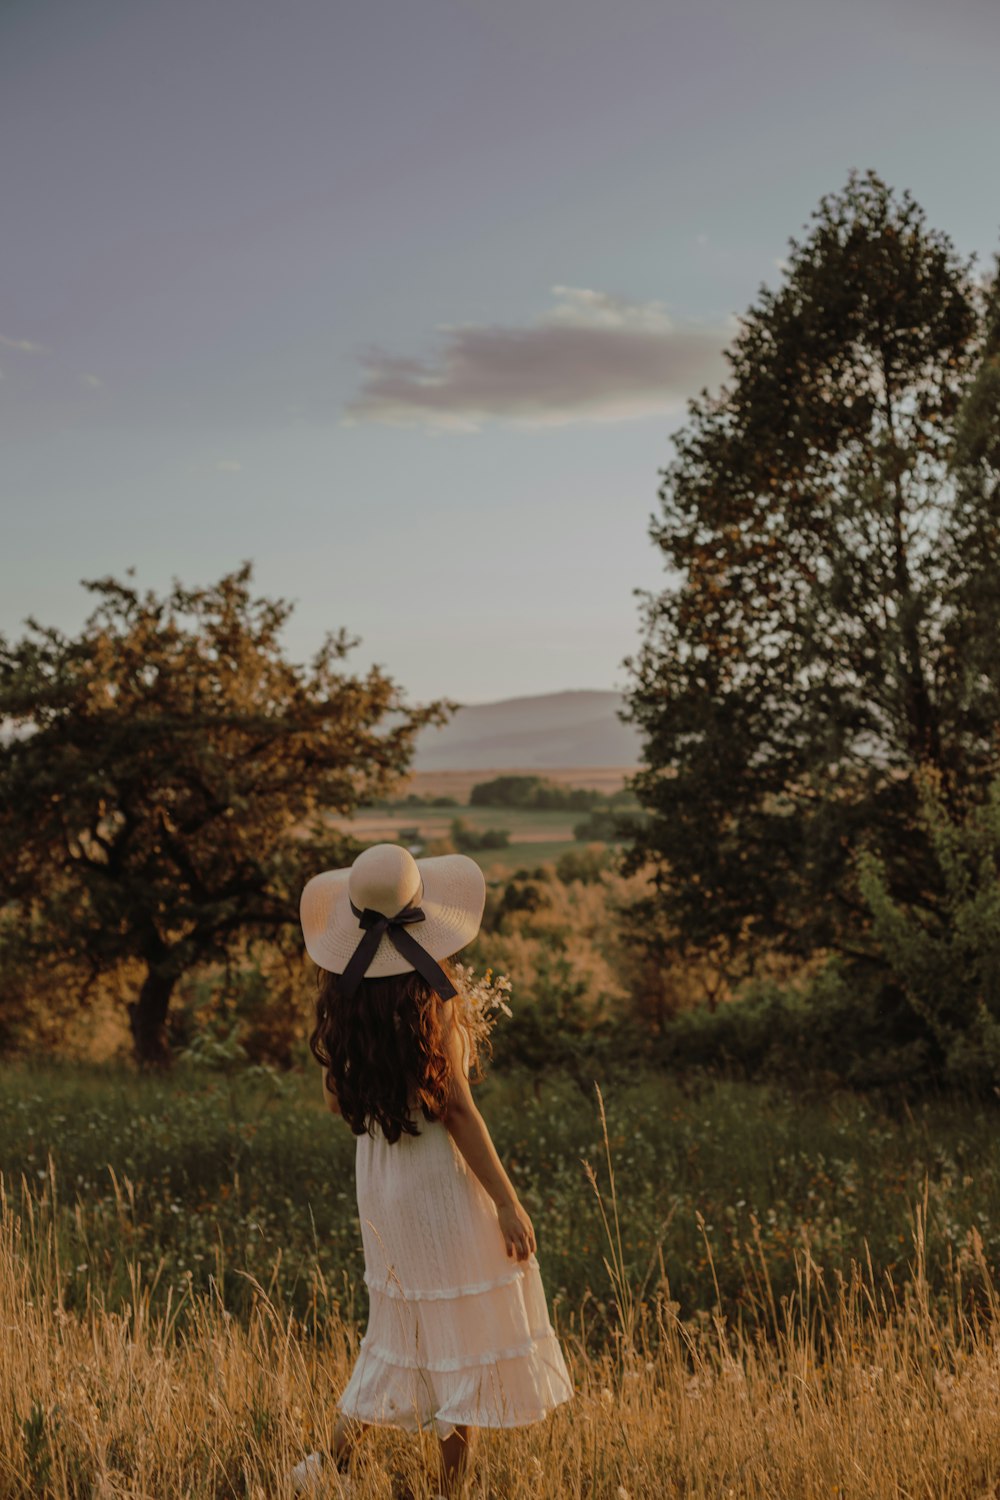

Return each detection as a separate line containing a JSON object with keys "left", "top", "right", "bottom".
{"left": 449, "top": 961, "right": 514, "bottom": 1062}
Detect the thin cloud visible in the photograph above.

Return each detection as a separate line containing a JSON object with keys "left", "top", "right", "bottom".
{"left": 0, "top": 334, "right": 45, "bottom": 353}
{"left": 531, "top": 284, "right": 675, "bottom": 332}
{"left": 81, "top": 372, "right": 104, "bottom": 388}
{"left": 215, "top": 459, "right": 242, "bottom": 472}
{"left": 342, "top": 286, "right": 733, "bottom": 432}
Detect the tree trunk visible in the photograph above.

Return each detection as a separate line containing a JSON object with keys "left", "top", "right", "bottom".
{"left": 128, "top": 965, "right": 178, "bottom": 1067}
{"left": 882, "top": 355, "right": 948, "bottom": 791}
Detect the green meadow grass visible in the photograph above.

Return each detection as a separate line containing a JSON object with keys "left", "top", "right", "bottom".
{"left": 0, "top": 1054, "right": 996, "bottom": 1350}
{"left": 476, "top": 839, "right": 592, "bottom": 874}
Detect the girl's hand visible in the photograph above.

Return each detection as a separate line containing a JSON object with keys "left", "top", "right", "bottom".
{"left": 498, "top": 1201, "right": 536, "bottom": 1262}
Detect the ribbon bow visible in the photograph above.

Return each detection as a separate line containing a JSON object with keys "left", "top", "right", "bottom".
{"left": 338, "top": 897, "right": 458, "bottom": 1002}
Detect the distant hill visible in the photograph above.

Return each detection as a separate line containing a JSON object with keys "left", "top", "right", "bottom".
{"left": 410, "top": 690, "right": 642, "bottom": 771}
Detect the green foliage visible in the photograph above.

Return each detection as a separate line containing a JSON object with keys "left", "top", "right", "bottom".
{"left": 489, "top": 876, "right": 552, "bottom": 923}
{"left": 368, "top": 792, "right": 462, "bottom": 810}
{"left": 555, "top": 844, "right": 612, "bottom": 885}
{"left": 166, "top": 947, "right": 310, "bottom": 1070}
{"left": 496, "top": 948, "right": 619, "bottom": 1081}
{"left": 20, "top": 1401, "right": 54, "bottom": 1490}
{"left": 572, "top": 808, "right": 645, "bottom": 843}
{"left": 4, "top": 1058, "right": 1000, "bottom": 1348}
{"left": 854, "top": 766, "right": 1000, "bottom": 1093}
{"left": 397, "top": 791, "right": 460, "bottom": 807}
{"left": 623, "top": 167, "right": 1000, "bottom": 978}
{"left": 470, "top": 775, "right": 603, "bottom": 812}
{"left": 449, "top": 817, "right": 510, "bottom": 851}
{"left": 0, "top": 562, "right": 449, "bottom": 1063}
{"left": 0, "top": 906, "right": 52, "bottom": 1051}
{"left": 654, "top": 962, "right": 937, "bottom": 1093}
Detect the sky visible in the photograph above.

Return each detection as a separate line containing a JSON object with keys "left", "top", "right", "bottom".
{"left": 3, "top": 0, "right": 1000, "bottom": 709}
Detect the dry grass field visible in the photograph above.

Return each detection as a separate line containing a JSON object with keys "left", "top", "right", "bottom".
{"left": 4, "top": 1089, "right": 1000, "bottom": 1499}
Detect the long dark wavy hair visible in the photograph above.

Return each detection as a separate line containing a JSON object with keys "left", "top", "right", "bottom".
{"left": 309, "top": 956, "right": 478, "bottom": 1143}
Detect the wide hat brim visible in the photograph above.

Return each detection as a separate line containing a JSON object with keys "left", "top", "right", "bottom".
{"left": 299, "top": 851, "right": 486, "bottom": 979}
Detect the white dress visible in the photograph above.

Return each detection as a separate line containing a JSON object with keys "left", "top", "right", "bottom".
{"left": 336, "top": 1031, "right": 574, "bottom": 1438}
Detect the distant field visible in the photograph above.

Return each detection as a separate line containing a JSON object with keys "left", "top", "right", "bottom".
{"left": 322, "top": 767, "right": 638, "bottom": 870}
{"left": 395, "top": 766, "right": 637, "bottom": 801}
{"left": 322, "top": 809, "right": 587, "bottom": 880}
{"left": 332, "top": 805, "right": 578, "bottom": 843}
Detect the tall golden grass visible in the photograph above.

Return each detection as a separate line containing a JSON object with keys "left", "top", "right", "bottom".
{"left": 3, "top": 1087, "right": 1000, "bottom": 1498}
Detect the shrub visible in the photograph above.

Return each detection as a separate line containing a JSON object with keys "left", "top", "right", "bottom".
{"left": 449, "top": 818, "right": 510, "bottom": 852}
{"left": 555, "top": 845, "right": 611, "bottom": 885}
{"left": 653, "top": 961, "right": 940, "bottom": 1094}
{"left": 470, "top": 775, "right": 603, "bottom": 811}
{"left": 572, "top": 809, "right": 645, "bottom": 843}
{"left": 171, "top": 950, "right": 308, "bottom": 1070}
{"left": 489, "top": 947, "right": 639, "bottom": 1088}
{"left": 854, "top": 766, "right": 1000, "bottom": 1094}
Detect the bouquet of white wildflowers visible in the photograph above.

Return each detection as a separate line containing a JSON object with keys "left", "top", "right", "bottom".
{"left": 449, "top": 961, "right": 513, "bottom": 1070}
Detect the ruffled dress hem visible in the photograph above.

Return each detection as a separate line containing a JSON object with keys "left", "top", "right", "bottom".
{"left": 336, "top": 1326, "right": 574, "bottom": 1439}
{"left": 335, "top": 1398, "right": 573, "bottom": 1442}
{"left": 354, "top": 1319, "right": 558, "bottom": 1373}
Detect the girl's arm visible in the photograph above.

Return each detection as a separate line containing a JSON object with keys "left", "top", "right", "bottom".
{"left": 439, "top": 1012, "right": 536, "bottom": 1262}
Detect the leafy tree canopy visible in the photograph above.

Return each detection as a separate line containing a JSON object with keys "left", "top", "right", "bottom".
{"left": 622, "top": 168, "right": 1000, "bottom": 977}
{"left": 0, "top": 562, "right": 451, "bottom": 1063}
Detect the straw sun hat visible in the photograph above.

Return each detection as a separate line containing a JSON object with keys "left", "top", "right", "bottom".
{"left": 299, "top": 842, "right": 487, "bottom": 1001}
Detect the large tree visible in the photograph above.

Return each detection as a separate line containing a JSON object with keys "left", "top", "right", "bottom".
{"left": 0, "top": 562, "right": 450, "bottom": 1064}
{"left": 622, "top": 168, "right": 1000, "bottom": 977}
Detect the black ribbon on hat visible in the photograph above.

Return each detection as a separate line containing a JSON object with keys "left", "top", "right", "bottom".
{"left": 338, "top": 897, "right": 458, "bottom": 1002}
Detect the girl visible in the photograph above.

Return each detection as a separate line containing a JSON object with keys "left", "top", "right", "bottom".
{"left": 292, "top": 842, "right": 573, "bottom": 1498}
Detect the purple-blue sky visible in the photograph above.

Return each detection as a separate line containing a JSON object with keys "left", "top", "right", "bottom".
{"left": 3, "top": 0, "right": 999, "bottom": 707}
